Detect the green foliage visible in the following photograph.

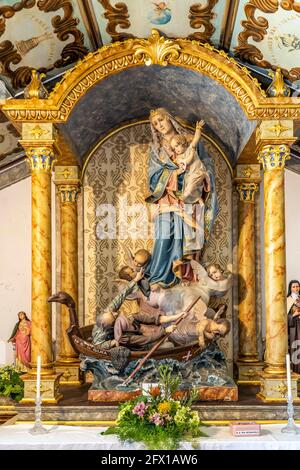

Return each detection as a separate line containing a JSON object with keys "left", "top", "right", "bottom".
{"left": 101, "top": 365, "right": 208, "bottom": 450}
{"left": 0, "top": 365, "right": 24, "bottom": 402}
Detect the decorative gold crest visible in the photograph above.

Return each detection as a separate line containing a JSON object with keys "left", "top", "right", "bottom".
{"left": 133, "top": 29, "right": 180, "bottom": 66}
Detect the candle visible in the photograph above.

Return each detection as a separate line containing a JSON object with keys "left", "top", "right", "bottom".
{"left": 286, "top": 353, "right": 292, "bottom": 399}
{"left": 36, "top": 355, "right": 41, "bottom": 403}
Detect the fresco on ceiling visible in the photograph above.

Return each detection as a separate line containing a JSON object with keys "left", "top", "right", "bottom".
{"left": 148, "top": 2, "right": 172, "bottom": 25}
{"left": 0, "top": 0, "right": 90, "bottom": 90}
{"left": 93, "top": 0, "right": 225, "bottom": 45}
{"left": 232, "top": 0, "right": 300, "bottom": 81}
{"left": 0, "top": 113, "right": 20, "bottom": 162}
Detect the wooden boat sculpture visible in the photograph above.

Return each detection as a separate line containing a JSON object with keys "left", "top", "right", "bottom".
{"left": 48, "top": 291, "right": 201, "bottom": 362}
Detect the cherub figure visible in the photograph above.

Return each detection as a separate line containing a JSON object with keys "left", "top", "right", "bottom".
{"left": 170, "top": 120, "right": 210, "bottom": 204}
{"left": 122, "top": 247, "right": 152, "bottom": 297}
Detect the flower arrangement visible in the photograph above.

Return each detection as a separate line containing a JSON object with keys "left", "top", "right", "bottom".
{"left": 0, "top": 365, "right": 24, "bottom": 402}
{"left": 102, "top": 365, "right": 207, "bottom": 450}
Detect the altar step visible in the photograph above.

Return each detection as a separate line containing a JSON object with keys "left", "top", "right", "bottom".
{"left": 3, "top": 385, "right": 300, "bottom": 425}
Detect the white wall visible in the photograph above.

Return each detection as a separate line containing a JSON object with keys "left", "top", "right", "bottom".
{"left": 0, "top": 177, "right": 57, "bottom": 364}
{"left": 0, "top": 178, "right": 31, "bottom": 362}
{"left": 285, "top": 169, "right": 300, "bottom": 283}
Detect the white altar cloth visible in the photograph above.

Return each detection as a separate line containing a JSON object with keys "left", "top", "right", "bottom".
{"left": 1, "top": 424, "right": 300, "bottom": 450}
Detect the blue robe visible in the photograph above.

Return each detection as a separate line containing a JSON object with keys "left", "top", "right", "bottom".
{"left": 145, "top": 142, "right": 218, "bottom": 287}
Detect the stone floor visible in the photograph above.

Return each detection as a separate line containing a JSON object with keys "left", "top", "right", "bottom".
{"left": 4, "top": 384, "right": 300, "bottom": 424}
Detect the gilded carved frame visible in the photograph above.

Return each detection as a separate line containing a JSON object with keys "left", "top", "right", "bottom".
{"left": 1, "top": 29, "right": 300, "bottom": 123}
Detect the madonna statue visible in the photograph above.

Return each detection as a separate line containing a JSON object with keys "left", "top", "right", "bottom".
{"left": 145, "top": 108, "right": 218, "bottom": 287}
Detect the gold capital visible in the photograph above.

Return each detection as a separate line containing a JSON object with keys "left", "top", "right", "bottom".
{"left": 258, "top": 144, "right": 290, "bottom": 171}
{"left": 58, "top": 184, "right": 81, "bottom": 203}
{"left": 25, "top": 146, "right": 56, "bottom": 172}
{"left": 236, "top": 182, "right": 259, "bottom": 203}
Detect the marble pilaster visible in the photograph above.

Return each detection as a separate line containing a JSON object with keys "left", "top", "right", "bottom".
{"left": 235, "top": 165, "right": 264, "bottom": 384}
{"left": 19, "top": 123, "right": 62, "bottom": 404}
{"left": 256, "top": 121, "right": 299, "bottom": 402}
{"left": 54, "top": 167, "right": 82, "bottom": 385}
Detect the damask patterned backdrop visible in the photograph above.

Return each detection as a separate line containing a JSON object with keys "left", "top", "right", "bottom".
{"left": 83, "top": 122, "right": 234, "bottom": 371}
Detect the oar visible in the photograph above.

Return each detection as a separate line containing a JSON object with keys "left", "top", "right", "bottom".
{"left": 123, "top": 295, "right": 201, "bottom": 386}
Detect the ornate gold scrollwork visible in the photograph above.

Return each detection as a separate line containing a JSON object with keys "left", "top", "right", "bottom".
{"left": 99, "top": 0, "right": 134, "bottom": 42}
{"left": 134, "top": 29, "right": 180, "bottom": 66}
{"left": 0, "top": 0, "right": 88, "bottom": 89}
{"left": 235, "top": 0, "right": 300, "bottom": 81}
{"left": 188, "top": 0, "right": 218, "bottom": 42}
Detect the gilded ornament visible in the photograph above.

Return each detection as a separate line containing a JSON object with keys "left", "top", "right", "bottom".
{"left": 24, "top": 70, "right": 48, "bottom": 99}
{"left": 58, "top": 184, "right": 81, "bottom": 203}
{"left": 56, "top": 168, "right": 72, "bottom": 179}
{"left": 267, "top": 68, "right": 291, "bottom": 97}
{"left": 236, "top": 182, "right": 259, "bottom": 203}
{"left": 242, "top": 166, "right": 254, "bottom": 178}
{"left": 267, "top": 121, "right": 290, "bottom": 137}
{"left": 25, "top": 147, "right": 56, "bottom": 172}
{"left": 28, "top": 125, "right": 50, "bottom": 139}
{"left": 62, "top": 369, "right": 72, "bottom": 381}
{"left": 270, "top": 382, "right": 288, "bottom": 398}
{"left": 258, "top": 144, "right": 291, "bottom": 171}
{"left": 243, "top": 368, "right": 256, "bottom": 378}
{"left": 133, "top": 29, "right": 180, "bottom": 66}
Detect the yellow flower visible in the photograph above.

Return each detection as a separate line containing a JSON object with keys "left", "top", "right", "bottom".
{"left": 157, "top": 401, "right": 171, "bottom": 414}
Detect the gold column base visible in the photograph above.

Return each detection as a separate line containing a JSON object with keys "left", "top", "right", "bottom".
{"left": 55, "top": 362, "right": 84, "bottom": 386}
{"left": 256, "top": 372, "right": 300, "bottom": 402}
{"left": 236, "top": 361, "right": 264, "bottom": 385}
{"left": 20, "top": 372, "right": 63, "bottom": 404}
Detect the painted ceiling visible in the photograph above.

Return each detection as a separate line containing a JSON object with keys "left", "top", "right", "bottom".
{"left": 0, "top": 0, "right": 300, "bottom": 185}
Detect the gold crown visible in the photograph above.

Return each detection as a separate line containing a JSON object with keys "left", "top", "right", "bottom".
{"left": 149, "top": 108, "right": 168, "bottom": 120}
{"left": 150, "top": 109, "right": 159, "bottom": 118}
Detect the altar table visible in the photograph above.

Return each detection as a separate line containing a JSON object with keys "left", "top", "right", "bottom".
{"left": 1, "top": 424, "right": 300, "bottom": 450}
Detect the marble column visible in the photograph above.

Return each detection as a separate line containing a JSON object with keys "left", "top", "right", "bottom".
{"left": 55, "top": 166, "right": 82, "bottom": 385}
{"left": 19, "top": 123, "right": 62, "bottom": 403}
{"left": 235, "top": 168, "right": 264, "bottom": 384}
{"left": 256, "top": 120, "right": 299, "bottom": 402}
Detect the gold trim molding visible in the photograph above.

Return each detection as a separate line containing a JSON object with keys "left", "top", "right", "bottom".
{"left": 2, "top": 30, "right": 300, "bottom": 123}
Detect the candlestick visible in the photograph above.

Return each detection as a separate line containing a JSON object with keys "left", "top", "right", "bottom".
{"left": 281, "top": 354, "right": 300, "bottom": 434}
{"left": 286, "top": 353, "right": 292, "bottom": 399}
{"left": 29, "top": 354, "right": 49, "bottom": 434}
{"left": 36, "top": 355, "right": 41, "bottom": 403}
